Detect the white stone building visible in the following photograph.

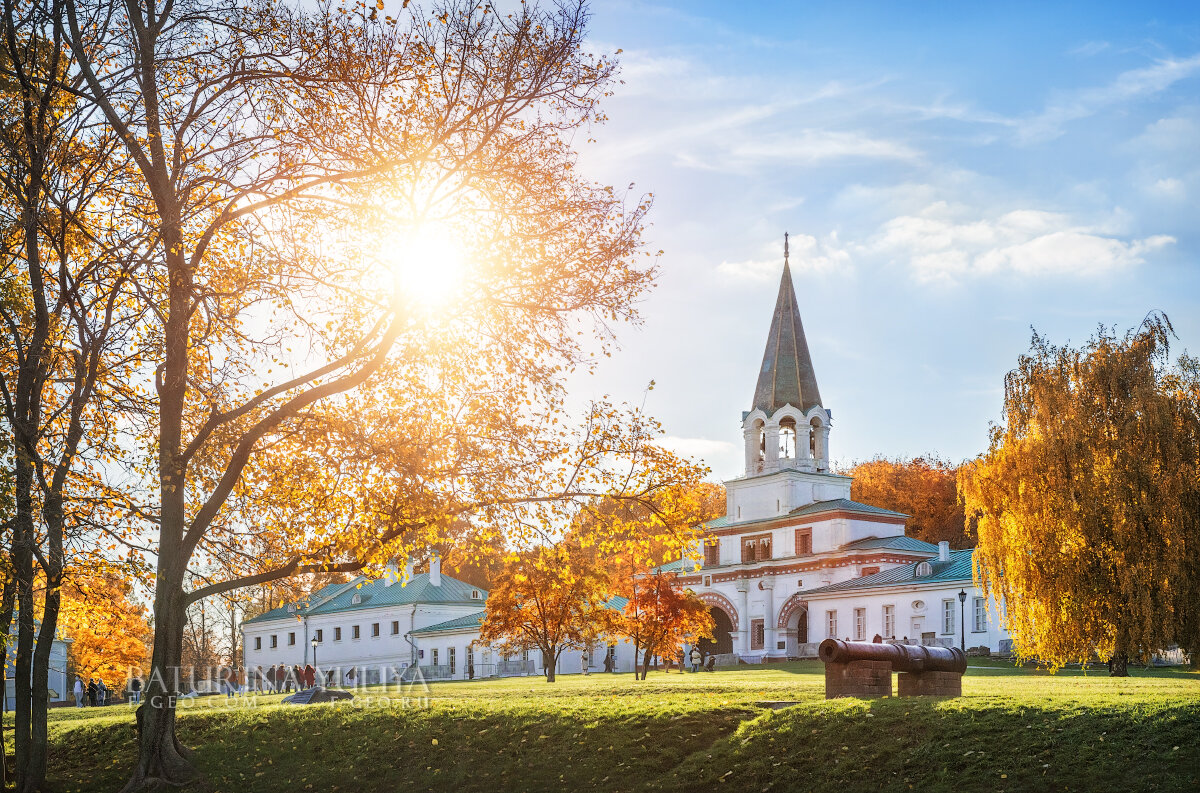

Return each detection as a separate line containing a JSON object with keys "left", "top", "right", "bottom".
{"left": 241, "top": 558, "right": 644, "bottom": 683}
{"left": 668, "top": 247, "right": 1011, "bottom": 659}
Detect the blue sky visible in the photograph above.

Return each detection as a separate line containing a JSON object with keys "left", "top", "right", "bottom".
{"left": 564, "top": 0, "right": 1200, "bottom": 480}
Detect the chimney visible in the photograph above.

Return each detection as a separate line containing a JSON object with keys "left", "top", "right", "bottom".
{"left": 404, "top": 558, "right": 414, "bottom": 582}
{"left": 384, "top": 559, "right": 398, "bottom": 587}
{"left": 938, "top": 541, "right": 950, "bottom": 562}
{"left": 429, "top": 555, "right": 442, "bottom": 587}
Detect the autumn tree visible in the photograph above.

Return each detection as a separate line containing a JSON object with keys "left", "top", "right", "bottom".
{"left": 479, "top": 540, "right": 613, "bottom": 682}
{"left": 59, "top": 570, "right": 151, "bottom": 689}
{"left": 848, "top": 456, "right": 972, "bottom": 547}
{"left": 59, "top": 0, "right": 707, "bottom": 786}
{"left": 613, "top": 568, "right": 712, "bottom": 680}
{"left": 0, "top": 2, "right": 140, "bottom": 788}
{"left": 960, "top": 315, "right": 1200, "bottom": 676}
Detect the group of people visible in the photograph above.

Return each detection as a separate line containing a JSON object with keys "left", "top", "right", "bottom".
{"left": 253, "top": 663, "right": 320, "bottom": 693}
{"left": 73, "top": 676, "right": 113, "bottom": 707}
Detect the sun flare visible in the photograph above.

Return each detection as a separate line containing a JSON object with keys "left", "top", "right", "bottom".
{"left": 380, "top": 223, "right": 468, "bottom": 309}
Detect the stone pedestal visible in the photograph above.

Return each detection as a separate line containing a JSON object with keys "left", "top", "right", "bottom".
{"left": 897, "top": 670, "right": 962, "bottom": 697}
{"left": 824, "top": 660, "right": 891, "bottom": 699}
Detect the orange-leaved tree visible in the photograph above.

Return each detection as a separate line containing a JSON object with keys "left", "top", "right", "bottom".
{"left": 848, "top": 456, "right": 972, "bottom": 547}
{"left": 479, "top": 541, "right": 612, "bottom": 683}
{"left": 960, "top": 315, "right": 1200, "bottom": 675}
{"left": 59, "top": 571, "right": 151, "bottom": 690}
{"left": 613, "top": 569, "right": 712, "bottom": 680}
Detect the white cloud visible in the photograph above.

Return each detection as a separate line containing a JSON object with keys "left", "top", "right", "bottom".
{"left": 1148, "top": 177, "right": 1186, "bottom": 199}
{"left": 656, "top": 436, "right": 735, "bottom": 461}
{"left": 870, "top": 204, "right": 1175, "bottom": 283}
{"left": 1018, "top": 54, "right": 1200, "bottom": 142}
{"left": 727, "top": 130, "right": 920, "bottom": 165}
{"left": 718, "top": 233, "right": 851, "bottom": 281}
{"left": 1068, "top": 41, "right": 1110, "bottom": 58}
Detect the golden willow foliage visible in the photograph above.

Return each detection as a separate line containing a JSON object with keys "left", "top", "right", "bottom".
{"left": 960, "top": 315, "right": 1200, "bottom": 672}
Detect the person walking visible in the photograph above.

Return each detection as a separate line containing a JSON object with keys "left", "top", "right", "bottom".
{"left": 580, "top": 652, "right": 590, "bottom": 676}
{"left": 130, "top": 676, "right": 142, "bottom": 703}
{"left": 690, "top": 645, "right": 701, "bottom": 673}
{"left": 74, "top": 676, "right": 85, "bottom": 708}
{"left": 602, "top": 652, "right": 614, "bottom": 673}
{"left": 97, "top": 679, "right": 109, "bottom": 706}
{"left": 303, "top": 664, "right": 315, "bottom": 689}
{"left": 86, "top": 678, "right": 98, "bottom": 707}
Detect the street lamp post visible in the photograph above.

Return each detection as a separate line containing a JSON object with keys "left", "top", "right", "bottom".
{"left": 958, "top": 589, "right": 967, "bottom": 652}
{"left": 311, "top": 638, "right": 320, "bottom": 687}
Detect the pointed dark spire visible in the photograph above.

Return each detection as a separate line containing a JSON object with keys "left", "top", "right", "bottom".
{"left": 751, "top": 236, "right": 823, "bottom": 415}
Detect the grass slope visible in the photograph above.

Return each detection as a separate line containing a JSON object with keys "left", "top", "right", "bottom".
{"left": 23, "top": 661, "right": 1200, "bottom": 793}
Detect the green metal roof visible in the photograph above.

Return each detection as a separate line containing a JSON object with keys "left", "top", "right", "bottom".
{"left": 409, "top": 610, "right": 487, "bottom": 635}
{"left": 244, "top": 573, "right": 488, "bottom": 625}
{"left": 841, "top": 535, "right": 939, "bottom": 553}
{"left": 804, "top": 549, "right": 975, "bottom": 595}
{"left": 789, "top": 498, "right": 907, "bottom": 519}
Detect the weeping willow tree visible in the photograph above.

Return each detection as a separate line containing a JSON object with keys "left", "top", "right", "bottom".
{"left": 960, "top": 314, "right": 1200, "bottom": 676}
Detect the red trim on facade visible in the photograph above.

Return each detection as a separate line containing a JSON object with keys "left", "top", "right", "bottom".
{"left": 696, "top": 592, "right": 739, "bottom": 631}
{"left": 706, "top": 511, "right": 905, "bottom": 538}
{"left": 680, "top": 552, "right": 929, "bottom": 586}
{"left": 776, "top": 592, "right": 808, "bottom": 629}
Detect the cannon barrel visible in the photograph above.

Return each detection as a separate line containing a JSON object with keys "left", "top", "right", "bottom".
{"left": 817, "top": 639, "right": 966, "bottom": 674}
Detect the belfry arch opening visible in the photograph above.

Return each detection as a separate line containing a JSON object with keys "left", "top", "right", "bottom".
{"left": 779, "top": 417, "right": 796, "bottom": 459}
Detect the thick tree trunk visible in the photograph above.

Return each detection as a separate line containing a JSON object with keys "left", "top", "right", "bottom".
{"left": 0, "top": 576, "right": 15, "bottom": 789}
{"left": 640, "top": 649, "right": 653, "bottom": 681}
{"left": 1108, "top": 652, "right": 1129, "bottom": 677}
{"left": 121, "top": 565, "right": 196, "bottom": 793}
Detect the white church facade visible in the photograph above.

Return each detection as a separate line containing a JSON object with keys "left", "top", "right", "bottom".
{"left": 674, "top": 242, "right": 1011, "bottom": 660}
{"left": 242, "top": 240, "right": 1011, "bottom": 680}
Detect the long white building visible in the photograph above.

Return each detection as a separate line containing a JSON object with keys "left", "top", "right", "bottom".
{"left": 668, "top": 248, "right": 1011, "bottom": 659}
{"left": 241, "top": 558, "right": 643, "bottom": 682}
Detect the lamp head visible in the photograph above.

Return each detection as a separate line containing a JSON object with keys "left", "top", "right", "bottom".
{"left": 958, "top": 589, "right": 967, "bottom": 603}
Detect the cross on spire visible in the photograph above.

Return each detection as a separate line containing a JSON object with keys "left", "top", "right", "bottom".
{"left": 784, "top": 231, "right": 789, "bottom": 264}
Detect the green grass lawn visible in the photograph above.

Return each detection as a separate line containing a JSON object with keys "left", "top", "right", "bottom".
{"left": 18, "top": 660, "right": 1200, "bottom": 793}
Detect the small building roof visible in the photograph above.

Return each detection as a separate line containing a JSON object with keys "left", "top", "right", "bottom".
{"left": 804, "top": 549, "right": 976, "bottom": 596}
{"left": 409, "top": 610, "right": 487, "bottom": 635}
{"left": 243, "top": 572, "right": 487, "bottom": 625}
{"left": 840, "top": 535, "right": 939, "bottom": 553}
{"left": 789, "top": 498, "right": 908, "bottom": 520}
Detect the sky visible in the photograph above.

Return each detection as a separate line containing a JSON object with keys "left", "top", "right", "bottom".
{"left": 560, "top": 0, "right": 1200, "bottom": 481}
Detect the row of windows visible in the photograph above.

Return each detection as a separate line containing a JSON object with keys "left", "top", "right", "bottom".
{"left": 254, "top": 620, "right": 403, "bottom": 651}
{"left": 823, "top": 598, "right": 990, "bottom": 642}
{"left": 707, "top": 528, "right": 816, "bottom": 567}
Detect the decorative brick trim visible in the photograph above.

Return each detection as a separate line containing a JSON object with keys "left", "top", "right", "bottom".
{"left": 696, "top": 592, "right": 739, "bottom": 631}
{"left": 678, "top": 553, "right": 929, "bottom": 587}
{"left": 776, "top": 593, "right": 808, "bottom": 629}
{"left": 706, "top": 511, "right": 905, "bottom": 538}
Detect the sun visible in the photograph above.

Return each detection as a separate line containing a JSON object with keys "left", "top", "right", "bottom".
{"left": 379, "top": 223, "right": 468, "bottom": 309}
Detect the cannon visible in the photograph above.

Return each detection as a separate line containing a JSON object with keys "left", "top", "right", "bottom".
{"left": 817, "top": 639, "right": 967, "bottom": 699}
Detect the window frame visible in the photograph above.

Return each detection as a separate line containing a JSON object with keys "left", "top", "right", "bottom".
{"left": 882, "top": 604, "right": 895, "bottom": 639}
{"left": 942, "top": 599, "right": 956, "bottom": 635}
{"left": 372, "top": 622, "right": 380, "bottom": 638}
{"left": 825, "top": 609, "right": 837, "bottom": 639}
{"left": 973, "top": 596, "right": 987, "bottom": 633}
{"left": 352, "top": 624, "right": 361, "bottom": 640}
{"left": 334, "top": 626, "right": 342, "bottom": 641}
{"left": 270, "top": 635, "right": 277, "bottom": 649}
{"left": 288, "top": 632, "right": 295, "bottom": 646}
{"left": 741, "top": 533, "right": 772, "bottom": 563}
{"left": 315, "top": 629, "right": 323, "bottom": 643}
{"left": 254, "top": 636, "right": 262, "bottom": 651}
{"left": 853, "top": 607, "right": 866, "bottom": 641}
{"left": 795, "top": 528, "right": 813, "bottom": 556}
{"left": 750, "top": 619, "right": 765, "bottom": 650}
{"left": 391, "top": 620, "right": 400, "bottom": 635}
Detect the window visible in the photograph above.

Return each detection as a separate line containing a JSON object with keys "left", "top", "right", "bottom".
{"left": 471, "top": 589, "right": 481, "bottom": 600}
{"left": 915, "top": 561, "right": 933, "bottom": 577}
{"left": 853, "top": 608, "right": 866, "bottom": 641}
{"left": 751, "top": 619, "right": 765, "bottom": 650}
{"left": 795, "top": 528, "right": 812, "bottom": 556}
{"left": 942, "top": 599, "right": 956, "bottom": 635}
{"left": 315, "top": 629, "right": 323, "bottom": 643}
{"left": 826, "top": 610, "right": 838, "bottom": 639}
{"left": 352, "top": 625, "right": 361, "bottom": 640}
{"left": 391, "top": 620, "right": 400, "bottom": 635}
{"left": 288, "top": 632, "right": 295, "bottom": 646}
{"left": 704, "top": 540, "right": 719, "bottom": 567}
{"left": 270, "top": 635, "right": 277, "bottom": 648}
{"left": 741, "top": 534, "right": 771, "bottom": 563}
{"left": 254, "top": 636, "right": 262, "bottom": 650}
{"left": 703, "top": 575, "right": 712, "bottom": 587}
{"left": 334, "top": 626, "right": 342, "bottom": 641}
{"left": 372, "top": 622, "right": 380, "bottom": 637}
{"left": 432, "top": 649, "right": 439, "bottom": 667}
{"left": 449, "top": 647, "right": 456, "bottom": 675}
{"left": 860, "top": 566, "right": 880, "bottom": 577}
{"left": 351, "top": 593, "right": 362, "bottom": 604}
{"left": 973, "top": 597, "right": 987, "bottom": 632}
{"left": 882, "top": 605, "right": 895, "bottom": 639}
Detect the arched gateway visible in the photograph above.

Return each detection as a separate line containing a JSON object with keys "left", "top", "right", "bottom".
{"left": 696, "top": 592, "right": 738, "bottom": 656}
